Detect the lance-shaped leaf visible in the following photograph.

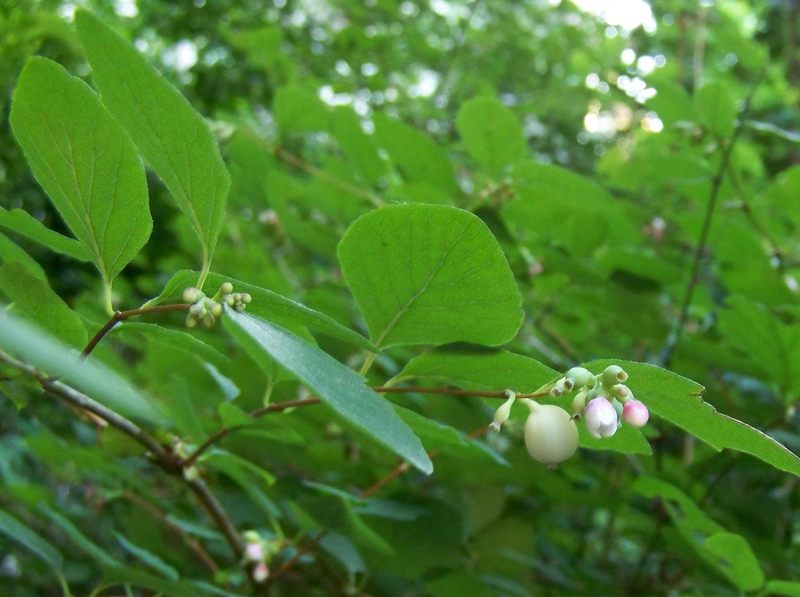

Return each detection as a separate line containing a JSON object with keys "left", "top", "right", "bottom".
{"left": 586, "top": 360, "right": 800, "bottom": 476}
{"left": 9, "top": 57, "right": 151, "bottom": 286}
{"left": 338, "top": 205, "right": 523, "bottom": 349}
{"left": 0, "top": 207, "right": 92, "bottom": 262}
{"left": 0, "top": 262, "right": 87, "bottom": 347}
{"left": 76, "top": 10, "right": 229, "bottom": 282}
{"left": 0, "top": 312, "right": 160, "bottom": 422}
{"left": 224, "top": 311, "right": 432, "bottom": 474}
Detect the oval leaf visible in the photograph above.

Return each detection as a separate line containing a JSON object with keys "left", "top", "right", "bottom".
{"left": 224, "top": 310, "right": 432, "bottom": 474}
{"left": 9, "top": 57, "right": 151, "bottom": 284}
{"left": 338, "top": 205, "right": 523, "bottom": 348}
{"left": 456, "top": 96, "right": 526, "bottom": 173}
{"left": 76, "top": 10, "right": 228, "bottom": 279}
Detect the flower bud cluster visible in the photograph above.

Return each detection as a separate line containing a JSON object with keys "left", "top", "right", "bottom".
{"left": 552, "top": 365, "right": 649, "bottom": 439}
{"left": 182, "top": 282, "right": 252, "bottom": 329}
{"left": 489, "top": 364, "right": 650, "bottom": 466}
{"left": 243, "top": 530, "right": 283, "bottom": 583}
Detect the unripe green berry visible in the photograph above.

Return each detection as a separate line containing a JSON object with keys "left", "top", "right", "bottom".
{"left": 241, "top": 293, "right": 252, "bottom": 304}
{"left": 220, "top": 282, "right": 234, "bottom": 295}
{"left": 210, "top": 302, "right": 223, "bottom": 317}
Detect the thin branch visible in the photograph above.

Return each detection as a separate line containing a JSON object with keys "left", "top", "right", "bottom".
{"left": 82, "top": 304, "right": 191, "bottom": 358}
{"left": 0, "top": 350, "right": 170, "bottom": 461}
{"left": 658, "top": 94, "right": 755, "bottom": 367}
{"left": 186, "top": 477, "right": 244, "bottom": 558}
{"left": 0, "top": 350, "right": 244, "bottom": 561}
{"left": 182, "top": 398, "right": 321, "bottom": 468}
{"left": 122, "top": 491, "right": 220, "bottom": 572}
{"left": 183, "top": 388, "right": 548, "bottom": 467}
{"left": 359, "top": 425, "right": 490, "bottom": 499}
{"left": 268, "top": 531, "right": 328, "bottom": 583}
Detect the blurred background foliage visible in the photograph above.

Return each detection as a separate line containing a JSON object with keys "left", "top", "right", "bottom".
{"left": 2, "top": 0, "right": 800, "bottom": 594}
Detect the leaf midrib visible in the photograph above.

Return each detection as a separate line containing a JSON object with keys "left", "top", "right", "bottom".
{"left": 374, "top": 218, "right": 472, "bottom": 348}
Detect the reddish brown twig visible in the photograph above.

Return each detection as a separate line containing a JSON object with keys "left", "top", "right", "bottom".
{"left": 122, "top": 491, "right": 220, "bottom": 572}
{"left": 359, "top": 425, "right": 490, "bottom": 499}
{"left": 82, "top": 303, "right": 190, "bottom": 358}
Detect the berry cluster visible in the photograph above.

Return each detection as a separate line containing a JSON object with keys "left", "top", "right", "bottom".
{"left": 182, "top": 282, "right": 252, "bottom": 328}
{"left": 490, "top": 365, "right": 650, "bottom": 466}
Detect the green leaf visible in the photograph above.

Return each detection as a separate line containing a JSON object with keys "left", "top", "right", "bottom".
{"left": 396, "top": 405, "right": 507, "bottom": 466}
{"left": 586, "top": 360, "right": 800, "bottom": 476}
{"left": 0, "top": 207, "right": 92, "bottom": 262}
{"left": 330, "top": 107, "right": 387, "bottom": 185}
{"left": 634, "top": 478, "right": 763, "bottom": 591}
{"left": 101, "top": 567, "right": 196, "bottom": 597}
{"left": 0, "top": 262, "right": 87, "bottom": 347}
{"left": 151, "top": 270, "right": 372, "bottom": 349}
{"left": 695, "top": 81, "right": 737, "bottom": 138}
{"left": 396, "top": 345, "right": 558, "bottom": 391}
{"left": 274, "top": 84, "right": 330, "bottom": 133}
{"left": 0, "top": 312, "right": 160, "bottom": 422}
{"left": 456, "top": 97, "right": 526, "bottom": 174}
{"left": 0, "top": 508, "right": 62, "bottom": 573}
{"left": 765, "top": 580, "right": 800, "bottom": 597}
{"left": 39, "top": 504, "right": 120, "bottom": 568}
{"left": 224, "top": 311, "right": 433, "bottom": 473}
{"left": 0, "top": 231, "right": 47, "bottom": 281}
{"left": 9, "top": 56, "right": 151, "bottom": 285}
{"left": 115, "top": 532, "right": 179, "bottom": 580}
{"left": 704, "top": 532, "right": 764, "bottom": 591}
{"left": 373, "top": 114, "right": 458, "bottom": 196}
{"left": 338, "top": 204, "right": 522, "bottom": 348}
{"left": 75, "top": 10, "right": 229, "bottom": 281}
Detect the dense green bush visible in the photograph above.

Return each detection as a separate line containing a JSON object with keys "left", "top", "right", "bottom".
{"left": 1, "top": 1, "right": 800, "bottom": 594}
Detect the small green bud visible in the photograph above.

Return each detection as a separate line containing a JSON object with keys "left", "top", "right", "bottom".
{"left": 183, "top": 465, "right": 199, "bottom": 481}
{"left": 225, "top": 295, "right": 236, "bottom": 307}
{"left": 183, "top": 287, "right": 201, "bottom": 303}
{"left": 210, "top": 302, "right": 223, "bottom": 317}
{"left": 612, "top": 384, "right": 632, "bottom": 401}
{"left": 186, "top": 315, "right": 197, "bottom": 328}
{"left": 241, "top": 293, "right": 252, "bottom": 304}
{"left": 220, "top": 282, "right": 234, "bottom": 295}
{"left": 202, "top": 314, "right": 215, "bottom": 329}
{"left": 565, "top": 367, "right": 594, "bottom": 389}
{"left": 572, "top": 388, "right": 588, "bottom": 414}
{"left": 490, "top": 390, "right": 516, "bottom": 431}
{"left": 602, "top": 365, "right": 628, "bottom": 386}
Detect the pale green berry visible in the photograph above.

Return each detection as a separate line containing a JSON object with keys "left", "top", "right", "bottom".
{"left": 220, "top": 282, "right": 234, "bottom": 295}
{"left": 523, "top": 403, "right": 579, "bottom": 465}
